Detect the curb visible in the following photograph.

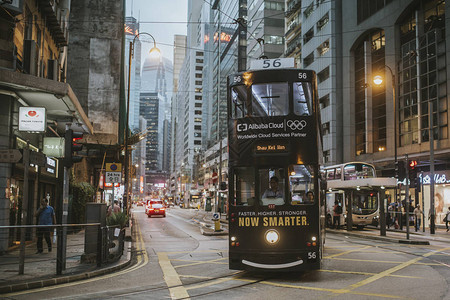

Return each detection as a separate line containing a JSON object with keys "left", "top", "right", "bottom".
{"left": 0, "top": 244, "right": 133, "bottom": 294}
{"left": 200, "top": 227, "right": 228, "bottom": 236}
{"left": 327, "top": 229, "right": 430, "bottom": 245}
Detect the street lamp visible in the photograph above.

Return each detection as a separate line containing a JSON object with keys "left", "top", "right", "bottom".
{"left": 373, "top": 65, "right": 396, "bottom": 237}
{"left": 124, "top": 32, "right": 159, "bottom": 215}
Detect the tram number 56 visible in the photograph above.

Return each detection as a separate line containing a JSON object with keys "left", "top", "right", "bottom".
{"left": 308, "top": 252, "right": 317, "bottom": 260}
{"left": 262, "top": 59, "right": 282, "bottom": 68}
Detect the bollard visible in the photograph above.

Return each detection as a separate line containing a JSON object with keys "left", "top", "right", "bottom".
{"left": 214, "top": 219, "right": 221, "bottom": 231}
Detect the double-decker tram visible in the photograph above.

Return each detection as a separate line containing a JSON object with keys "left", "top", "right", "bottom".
{"left": 324, "top": 162, "right": 396, "bottom": 228}
{"left": 227, "top": 66, "right": 325, "bottom": 272}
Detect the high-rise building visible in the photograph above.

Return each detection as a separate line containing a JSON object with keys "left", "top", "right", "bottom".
{"left": 125, "top": 17, "right": 142, "bottom": 132}
{"left": 284, "top": 0, "right": 341, "bottom": 165}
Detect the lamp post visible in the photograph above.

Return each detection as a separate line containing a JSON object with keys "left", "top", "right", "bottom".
{"left": 124, "top": 32, "right": 159, "bottom": 215}
{"left": 373, "top": 65, "right": 396, "bottom": 237}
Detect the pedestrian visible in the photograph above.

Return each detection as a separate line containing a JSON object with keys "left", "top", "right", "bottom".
{"left": 107, "top": 200, "right": 121, "bottom": 217}
{"left": 333, "top": 200, "right": 342, "bottom": 229}
{"left": 34, "top": 199, "right": 56, "bottom": 254}
{"left": 444, "top": 206, "right": 450, "bottom": 232}
{"left": 413, "top": 204, "right": 423, "bottom": 232}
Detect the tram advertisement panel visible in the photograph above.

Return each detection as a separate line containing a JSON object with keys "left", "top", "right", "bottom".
{"left": 229, "top": 115, "right": 317, "bottom": 166}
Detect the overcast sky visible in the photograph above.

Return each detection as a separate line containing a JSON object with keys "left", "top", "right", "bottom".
{"left": 126, "top": 0, "right": 188, "bottom": 64}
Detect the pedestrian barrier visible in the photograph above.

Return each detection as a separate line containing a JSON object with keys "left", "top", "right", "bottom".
{"left": 0, "top": 223, "right": 125, "bottom": 285}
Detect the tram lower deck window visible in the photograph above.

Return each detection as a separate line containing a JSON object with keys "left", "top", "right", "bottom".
{"left": 232, "top": 167, "right": 255, "bottom": 206}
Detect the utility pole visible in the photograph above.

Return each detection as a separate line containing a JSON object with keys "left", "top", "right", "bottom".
{"left": 405, "top": 155, "right": 410, "bottom": 240}
{"left": 429, "top": 100, "right": 435, "bottom": 234}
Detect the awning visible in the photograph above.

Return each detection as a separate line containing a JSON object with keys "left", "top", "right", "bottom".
{"left": 0, "top": 69, "right": 93, "bottom": 134}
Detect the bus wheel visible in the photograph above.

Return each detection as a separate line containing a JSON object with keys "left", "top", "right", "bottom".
{"left": 326, "top": 215, "right": 332, "bottom": 228}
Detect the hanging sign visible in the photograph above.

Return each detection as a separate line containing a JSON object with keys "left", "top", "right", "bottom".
{"left": 19, "top": 107, "right": 46, "bottom": 132}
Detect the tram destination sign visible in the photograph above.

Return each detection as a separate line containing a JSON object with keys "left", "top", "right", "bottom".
{"left": 254, "top": 142, "right": 289, "bottom": 154}
{"left": 250, "top": 58, "right": 295, "bottom": 70}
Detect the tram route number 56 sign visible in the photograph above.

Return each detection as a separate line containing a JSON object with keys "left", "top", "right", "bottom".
{"left": 105, "top": 172, "right": 122, "bottom": 183}
{"left": 250, "top": 58, "right": 294, "bottom": 70}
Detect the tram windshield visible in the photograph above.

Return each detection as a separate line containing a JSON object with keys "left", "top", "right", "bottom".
{"left": 259, "top": 168, "right": 285, "bottom": 205}
{"left": 293, "top": 82, "right": 313, "bottom": 116}
{"left": 352, "top": 191, "right": 378, "bottom": 215}
{"left": 289, "top": 165, "right": 315, "bottom": 205}
{"left": 252, "top": 83, "right": 289, "bottom": 116}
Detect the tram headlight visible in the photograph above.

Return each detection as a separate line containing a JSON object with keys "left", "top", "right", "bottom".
{"left": 311, "top": 236, "right": 317, "bottom": 242}
{"left": 265, "top": 229, "right": 279, "bottom": 244}
{"left": 231, "top": 236, "right": 236, "bottom": 242}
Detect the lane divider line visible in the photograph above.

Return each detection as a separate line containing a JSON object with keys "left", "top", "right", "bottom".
{"left": 158, "top": 252, "right": 190, "bottom": 300}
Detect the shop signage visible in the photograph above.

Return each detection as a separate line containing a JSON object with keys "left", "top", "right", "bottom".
{"left": 43, "top": 137, "right": 65, "bottom": 157}
{"left": 419, "top": 171, "right": 450, "bottom": 185}
{"left": 46, "top": 157, "right": 56, "bottom": 174}
{"left": 29, "top": 151, "right": 46, "bottom": 166}
{"left": 19, "top": 107, "right": 46, "bottom": 132}
{"left": 0, "top": 149, "right": 22, "bottom": 163}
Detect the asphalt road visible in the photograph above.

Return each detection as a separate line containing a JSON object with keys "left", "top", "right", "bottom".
{"left": 5, "top": 206, "right": 450, "bottom": 300}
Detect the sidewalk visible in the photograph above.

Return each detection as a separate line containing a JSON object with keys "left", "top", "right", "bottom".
{"left": 0, "top": 226, "right": 133, "bottom": 294}
{"left": 328, "top": 225, "right": 450, "bottom": 245}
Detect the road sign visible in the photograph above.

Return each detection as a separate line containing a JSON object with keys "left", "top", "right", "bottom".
{"left": 106, "top": 163, "right": 122, "bottom": 172}
{"left": 29, "top": 151, "right": 46, "bottom": 166}
{"left": 0, "top": 149, "right": 22, "bottom": 163}
{"left": 212, "top": 213, "right": 219, "bottom": 220}
{"left": 105, "top": 172, "right": 122, "bottom": 183}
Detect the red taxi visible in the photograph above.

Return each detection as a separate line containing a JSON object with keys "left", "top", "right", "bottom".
{"left": 146, "top": 200, "right": 166, "bottom": 218}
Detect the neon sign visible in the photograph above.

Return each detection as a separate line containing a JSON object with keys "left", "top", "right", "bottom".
{"left": 419, "top": 173, "right": 450, "bottom": 185}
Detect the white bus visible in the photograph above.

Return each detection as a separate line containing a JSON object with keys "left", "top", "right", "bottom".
{"left": 323, "top": 162, "right": 396, "bottom": 229}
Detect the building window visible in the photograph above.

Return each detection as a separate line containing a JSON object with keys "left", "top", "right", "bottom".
{"left": 322, "top": 122, "right": 330, "bottom": 135}
{"left": 194, "top": 118, "right": 202, "bottom": 122}
{"left": 357, "top": 0, "right": 394, "bottom": 24}
{"left": 303, "top": 52, "right": 314, "bottom": 67}
{"left": 195, "top": 95, "right": 202, "bottom": 100}
{"left": 194, "top": 140, "right": 202, "bottom": 145}
{"left": 317, "top": 66, "right": 329, "bottom": 83}
{"left": 303, "top": 27, "right": 314, "bottom": 44}
{"left": 195, "top": 110, "right": 202, "bottom": 115}
{"left": 196, "top": 66, "right": 203, "bottom": 71}
{"left": 194, "top": 125, "right": 201, "bottom": 130}
{"left": 304, "top": 2, "right": 314, "bottom": 18}
{"left": 196, "top": 59, "right": 203, "bottom": 63}
{"left": 265, "top": 1, "right": 284, "bottom": 11}
{"left": 195, "top": 81, "right": 202, "bottom": 85}
{"left": 317, "top": 13, "right": 329, "bottom": 32}
{"left": 195, "top": 73, "right": 202, "bottom": 78}
{"left": 317, "top": 40, "right": 330, "bottom": 56}
{"left": 264, "top": 35, "right": 284, "bottom": 45}
{"left": 319, "top": 94, "right": 330, "bottom": 109}
{"left": 195, "top": 103, "right": 202, "bottom": 108}
{"left": 195, "top": 88, "right": 202, "bottom": 93}
{"left": 196, "top": 51, "right": 204, "bottom": 56}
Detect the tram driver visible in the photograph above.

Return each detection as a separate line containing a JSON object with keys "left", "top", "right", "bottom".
{"left": 261, "top": 176, "right": 284, "bottom": 205}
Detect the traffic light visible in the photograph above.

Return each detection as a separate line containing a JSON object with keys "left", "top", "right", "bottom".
{"left": 408, "top": 160, "right": 418, "bottom": 188}
{"left": 64, "top": 129, "right": 83, "bottom": 167}
{"left": 396, "top": 160, "right": 405, "bottom": 180}
{"left": 220, "top": 182, "right": 227, "bottom": 191}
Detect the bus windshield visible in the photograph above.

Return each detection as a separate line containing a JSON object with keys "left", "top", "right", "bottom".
{"left": 344, "top": 163, "right": 375, "bottom": 180}
{"left": 352, "top": 191, "right": 378, "bottom": 215}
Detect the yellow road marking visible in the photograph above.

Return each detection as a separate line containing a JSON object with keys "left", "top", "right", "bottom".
{"left": 173, "top": 257, "right": 228, "bottom": 268}
{"left": 165, "top": 249, "right": 229, "bottom": 254}
{"left": 323, "top": 245, "right": 372, "bottom": 259}
{"left": 328, "top": 257, "right": 442, "bottom": 266}
{"left": 3, "top": 217, "right": 149, "bottom": 297}
{"left": 158, "top": 252, "right": 190, "bottom": 299}
{"left": 332, "top": 246, "right": 450, "bottom": 297}
{"left": 319, "top": 269, "right": 422, "bottom": 279}
{"left": 186, "top": 277, "right": 234, "bottom": 290}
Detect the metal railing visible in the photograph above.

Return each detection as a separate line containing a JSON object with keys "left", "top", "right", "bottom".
{"left": 0, "top": 223, "right": 125, "bottom": 283}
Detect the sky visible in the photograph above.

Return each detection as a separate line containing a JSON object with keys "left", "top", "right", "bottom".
{"left": 126, "top": 0, "right": 188, "bottom": 64}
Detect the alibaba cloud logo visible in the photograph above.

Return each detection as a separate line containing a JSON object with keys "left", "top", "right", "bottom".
{"left": 237, "top": 123, "right": 247, "bottom": 132}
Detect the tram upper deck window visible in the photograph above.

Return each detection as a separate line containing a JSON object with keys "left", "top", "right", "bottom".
{"left": 259, "top": 168, "right": 285, "bottom": 206}
{"left": 289, "top": 165, "right": 315, "bottom": 205}
{"left": 231, "top": 167, "right": 255, "bottom": 206}
{"left": 343, "top": 163, "right": 375, "bottom": 180}
{"left": 231, "top": 85, "right": 247, "bottom": 119}
{"left": 251, "top": 83, "right": 289, "bottom": 116}
{"left": 293, "top": 82, "right": 313, "bottom": 116}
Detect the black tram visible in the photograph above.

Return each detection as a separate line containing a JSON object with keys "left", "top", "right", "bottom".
{"left": 227, "top": 67, "right": 325, "bottom": 272}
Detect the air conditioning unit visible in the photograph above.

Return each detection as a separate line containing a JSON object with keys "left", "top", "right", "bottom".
{"left": 47, "top": 59, "right": 59, "bottom": 80}
{"left": 23, "top": 40, "right": 37, "bottom": 76}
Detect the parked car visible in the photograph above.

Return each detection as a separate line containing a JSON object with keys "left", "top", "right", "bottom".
{"left": 146, "top": 200, "right": 166, "bottom": 218}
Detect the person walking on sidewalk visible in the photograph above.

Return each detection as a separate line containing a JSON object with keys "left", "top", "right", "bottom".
{"left": 445, "top": 206, "right": 450, "bottom": 232}
{"left": 413, "top": 204, "right": 423, "bottom": 232}
{"left": 35, "top": 199, "right": 56, "bottom": 253}
{"left": 333, "top": 200, "right": 342, "bottom": 229}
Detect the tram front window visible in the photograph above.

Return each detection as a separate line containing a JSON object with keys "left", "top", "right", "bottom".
{"left": 289, "top": 165, "right": 315, "bottom": 205}
{"left": 293, "top": 82, "right": 313, "bottom": 116}
{"left": 232, "top": 167, "right": 255, "bottom": 206}
{"left": 231, "top": 85, "right": 247, "bottom": 118}
{"left": 260, "top": 168, "right": 285, "bottom": 206}
{"left": 251, "top": 83, "right": 289, "bottom": 116}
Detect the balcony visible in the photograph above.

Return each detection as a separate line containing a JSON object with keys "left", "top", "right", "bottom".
{"left": 285, "top": 0, "right": 301, "bottom": 18}
{"left": 37, "top": 0, "right": 69, "bottom": 46}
